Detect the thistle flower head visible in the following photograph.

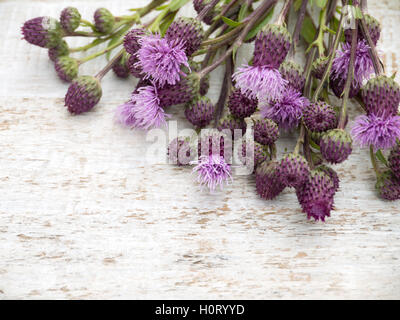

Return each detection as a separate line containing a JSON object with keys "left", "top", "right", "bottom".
{"left": 331, "top": 39, "right": 374, "bottom": 90}
{"left": 239, "top": 139, "right": 269, "bottom": 169}
{"left": 48, "top": 40, "right": 69, "bottom": 62}
{"left": 228, "top": 88, "right": 258, "bottom": 119}
{"left": 253, "top": 118, "right": 279, "bottom": 146}
{"left": 115, "top": 84, "right": 170, "bottom": 130}
{"left": 22, "top": 16, "right": 62, "bottom": 48}
{"left": 261, "top": 87, "right": 309, "bottom": 131}
{"left": 193, "top": 155, "right": 232, "bottom": 192}
{"left": 312, "top": 56, "right": 328, "bottom": 80}
{"left": 65, "top": 75, "right": 102, "bottom": 114}
{"left": 320, "top": 129, "right": 353, "bottom": 164}
{"left": 112, "top": 53, "right": 130, "bottom": 79}
{"left": 185, "top": 96, "right": 215, "bottom": 128}
{"left": 256, "top": 161, "right": 286, "bottom": 200}
{"left": 60, "top": 7, "right": 81, "bottom": 33}
{"left": 253, "top": 25, "right": 291, "bottom": 68}
{"left": 54, "top": 56, "right": 79, "bottom": 82}
{"left": 277, "top": 153, "right": 310, "bottom": 189}
{"left": 127, "top": 54, "right": 143, "bottom": 78}
{"left": 168, "top": 137, "right": 195, "bottom": 166}
{"left": 316, "top": 165, "right": 340, "bottom": 192}
{"left": 233, "top": 65, "right": 287, "bottom": 102}
{"left": 389, "top": 144, "right": 400, "bottom": 180}
{"left": 217, "top": 114, "right": 247, "bottom": 138}
{"left": 351, "top": 114, "right": 400, "bottom": 150}
{"left": 136, "top": 34, "right": 190, "bottom": 87}
{"left": 376, "top": 170, "right": 400, "bottom": 201}
{"left": 296, "top": 170, "right": 337, "bottom": 222}
{"left": 279, "top": 60, "right": 305, "bottom": 92}
{"left": 303, "top": 101, "right": 338, "bottom": 133}
{"left": 361, "top": 75, "right": 400, "bottom": 117}
{"left": 94, "top": 8, "right": 115, "bottom": 34}
{"left": 165, "top": 17, "right": 204, "bottom": 57}
{"left": 124, "top": 28, "right": 146, "bottom": 55}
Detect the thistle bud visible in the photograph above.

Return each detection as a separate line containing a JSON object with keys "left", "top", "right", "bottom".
{"left": 185, "top": 97, "right": 215, "bottom": 128}
{"left": 228, "top": 89, "right": 258, "bottom": 119}
{"left": 165, "top": 17, "right": 204, "bottom": 57}
{"left": 320, "top": 129, "right": 353, "bottom": 164}
{"left": 344, "top": 13, "right": 381, "bottom": 46}
{"left": 168, "top": 137, "right": 195, "bottom": 166}
{"left": 389, "top": 145, "right": 400, "bottom": 180}
{"left": 60, "top": 7, "right": 81, "bottom": 33}
{"left": 65, "top": 76, "right": 102, "bottom": 114}
{"left": 112, "top": 53, "right": 130, "bottom": 79}
{"left": 124, "top": 28, "right": 146, "bottom": 55}
{"left": 217, "top": 114, "right": 247, "bottom": 137}
{"left": 253, "top": 118, "right": 279, "bottom": 146}
{"left": 312, "top": 56, "right": 328, "bottom": 80}
{"left": 127, "top": 55, "right": 142, "bottom": 78}
{"left": 361, "top": 75, "right": 400, "bottom": 117}
{"left": 48, "top": 40, "right": 69, "bottom": 62}
{"left": 54, "top": 56, "right": 79, "bottom": 82}
{"left": 376, "top": 171, "right": 400, "bottom": 201}
{"left": 94, "top": 8, "right": 115, "bottom": 34}
{"left": 158, "top": 74, "right": 200, "bottom": 107}
{"left": 316, "top": 165, "right": 340, "bottom": 192}
{"left": 22, "top": 16, "right": 62, "bottom": 48}
{"left": 296, "top": 170, "right": 336, "bottom": 221}
{"left": 277, "top": 153, "right": 310, "bottom": 188}
{"left": 239, "top": 140, "right": 269, "bottom": 169}
{"left": 279, "top": 60, "right": 305, "bottom": 92}
{"left": 256, "top": 161, "right": 286, "bottom": 200}
{"left": 253, "top": 24, "right": 291, "bottom": 68}
{"left": 303, "top": 101, "right": 338, "bottom": 133}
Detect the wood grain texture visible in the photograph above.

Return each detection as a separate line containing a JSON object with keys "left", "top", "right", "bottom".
{"left": 0, "top": 0, "right": 399, "bottom": 299}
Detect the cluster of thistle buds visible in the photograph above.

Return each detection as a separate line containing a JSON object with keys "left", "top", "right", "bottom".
{"left": 21, "top": 0, "right": 400, "bottom": 222}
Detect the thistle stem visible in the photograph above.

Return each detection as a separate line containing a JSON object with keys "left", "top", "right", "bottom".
{"left": 360, "top": 16, "right": 383, "bottom": 75}
{"left": 294, "top": 125, "right": 306, "bottom": 155}
{"left": 338, "top": 20, "right": 358, "bottom": 129}
{"left": 370, "top": 146, "right": 381, "bottom": 175}
{"left": 79, "top": 39, "right": 123, "bottom": 64}
{"left": 312, "top": 0, "right": 347, "bottom": 102}
{"left": 289, "top": 0, "right": 307, "bottom": 57}
{"left": 199, "top": 0, "right": 277, "bottom": 79}
{"left": 275, "top": 0, "right": 292, "bottom": 26}
{"left": 197, "top": 0, "right": 221, "bottom": 22}
{"left": 95, "top": 49, "right": 125, "bottom": 80}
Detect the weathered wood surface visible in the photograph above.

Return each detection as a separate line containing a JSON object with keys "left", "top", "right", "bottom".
{"left": 0, "top": 0, "right": 399, "bottom": 299}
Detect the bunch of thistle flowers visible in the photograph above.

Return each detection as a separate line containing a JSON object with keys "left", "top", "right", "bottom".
{"left": 21, "top": 0, "right": 400, "bottom": 221}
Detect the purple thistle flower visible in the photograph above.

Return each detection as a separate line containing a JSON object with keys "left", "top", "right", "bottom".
{"left": 351, "top": 114, "right": 400, "bottom": 150}
{"left": 217, "top": 115, "right": 247, "bottom": 138}
{"left": 136, "top": 34, "right": 189, "bottom": 87}
{"left": 279, "top": 60, "right": 305, "bottom": 92}
{"left": 193, "top": 155, "right": 232, "bottom": 192}
{"left": 261, "top": 87, "right": 309, "bottom": 131}
{"left": 233, "top": 65, "right": 287, "bottom": 102}
{"left": 112, "top": 53, "right": 130, "bottom": 79}
{"left": 331, "top": 39, "right": 374, "bottom": 89}
{"left": 320, "top": 129, "right": 353, "bottom": 164}
{"left": 168, "top": 137, "right": 195, "bottom": 166}
{"left": 228, "top": 88, "right": 258, "bottom": 119}
{"left": 48, "top": 40, "right": 69, "bottom": 62}
{"left": 256, "top": 161, "right": 286, "bottom": 200}
{"left": 115, "top": 84, "right": 170, "bottom": 130}
{"left": 54, "top": 56, "right": 79, "bottom": 82}
{"left": 185, "top": 97, "right": 215, "bottom": 128}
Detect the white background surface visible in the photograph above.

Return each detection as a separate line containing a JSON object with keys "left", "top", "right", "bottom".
{"left": 0, "top": 0, "right": 399, "bottom": 299}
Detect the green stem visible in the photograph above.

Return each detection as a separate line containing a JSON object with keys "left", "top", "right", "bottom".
{"left": 294, "top": 125, "right": 306, "bottom": 155}
{"left": 370, "top": 146, "right": 381, "bottom": 175}
{"left": 312, "top": 0, "right": 347, "bottom": 102}
{"left": 79, "top": 39, "right": 124, "bottom": 64}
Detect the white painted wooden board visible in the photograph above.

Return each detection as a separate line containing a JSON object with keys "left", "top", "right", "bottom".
{"left": 0, "top": 0, "right": 400, "bottom": 299}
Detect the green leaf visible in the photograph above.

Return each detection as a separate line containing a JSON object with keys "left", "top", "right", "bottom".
{"left": 244, "top": 7, "right": 274, "bottom": 42}
{"left": 155, "top": 4, "right": 169, "bottom": 11}
{"left": 376, "top": 150, "right": 389, "bottom": 167}
{"left": 300, "top": 16, "right": 317, "bottom": 45}
{"left": 294, "top": 0, "right": 303, "bottom": 11}
{"left": 106, "top": 36, "right": 122, "bottom": 60}
{"left": 309, "top": 138, "right": 321, "bottom": 151}
{"left": 315, "top": 0, "right": 328, "bottom": 8}
{"left": 160, "top": 11, "right": 178, "bottom": 36}
{"left": 221, "top": 16, "right": 242, "bottom": 28}
{"left": 238, "top": 4, "right": 249, "bottom": 22}
{"left": 169, "top": 0, "right": 190, "bottom": 12}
